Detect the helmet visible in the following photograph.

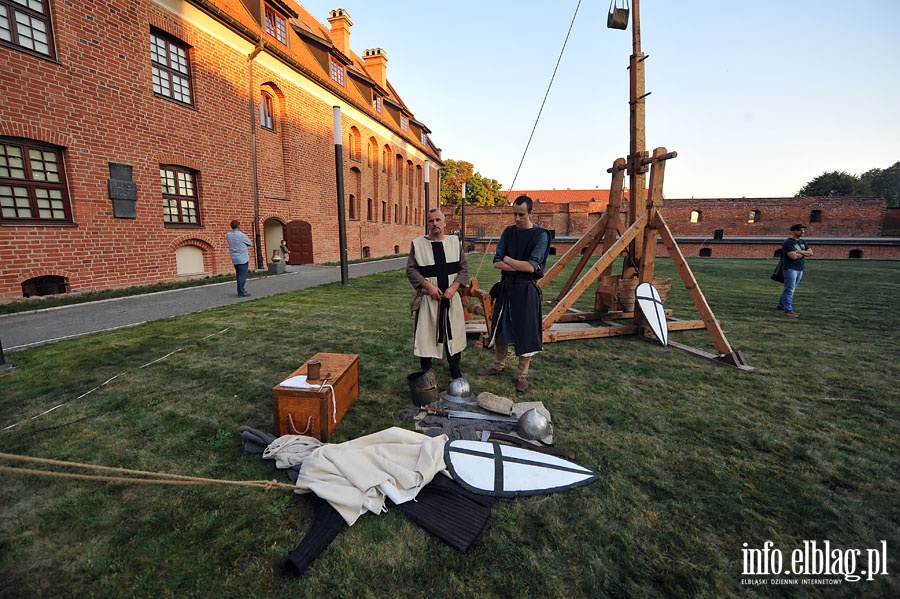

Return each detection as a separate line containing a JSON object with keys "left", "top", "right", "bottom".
{"left": 407, "top": 369, "right": 439, "bottom": 407}
{"left": 447, "top": 377, "right": 471, "bottom": 398}
{"left": 439, "top": 377, "right": 476, "bottom": 404}
{"left": 518, "top": 408, "right": 552, "bottom": 441}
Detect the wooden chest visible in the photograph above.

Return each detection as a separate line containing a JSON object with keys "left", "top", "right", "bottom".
{"left": 272, "top": 353, "right": 359, "bottom": 440}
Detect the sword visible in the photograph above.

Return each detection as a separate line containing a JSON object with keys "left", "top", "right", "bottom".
{"left": 424, "top": 407, "right": 518, "bottom": 423}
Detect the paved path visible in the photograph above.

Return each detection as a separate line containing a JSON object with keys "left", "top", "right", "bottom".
{"left": 0, "top": 258, "right": 406, "bottom": 351}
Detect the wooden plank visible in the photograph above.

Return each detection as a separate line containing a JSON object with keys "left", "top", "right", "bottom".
{"left": 541, "top": 212, "right": 609, "bottom": 292}
{"left": 545, "top": 323, "right": 639, "bottom": 342}
{"left": 666, "top": 319, "right": 707, "bottom": 331}
{"left": 668, "top": 340, "right": 754, "bottom": 372}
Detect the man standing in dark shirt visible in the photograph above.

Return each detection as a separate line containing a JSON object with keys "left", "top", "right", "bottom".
{"left": 478, "top": 195, "right": 550, "bottom": 393}
{"left": 777, "top": 223, "right": 813, "bottom": 317}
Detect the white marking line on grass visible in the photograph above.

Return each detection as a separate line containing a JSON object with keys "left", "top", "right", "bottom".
{"left": 2, "top": 327, "right": 230, "bottom": 431}
{"left": 6, "top": 322, "right": 148, "bottom": 351}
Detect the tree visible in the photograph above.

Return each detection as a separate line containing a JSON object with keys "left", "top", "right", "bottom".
{"left": 795, "top": 171, "right": 871, "bottom": 197}
{"left": 440, "top": 159, "right": 474, "bottom": 206}
{"left": 439, "top": 159, "right": 506, "bottom": 209}
{"left": 861, "top": 162, "right": 900, "bottom": 207}
{"left": 464, "top": 172, "right": 506, "bottom": 207}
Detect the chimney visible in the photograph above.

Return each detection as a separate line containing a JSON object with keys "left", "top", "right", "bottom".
{"left": 363, "top": 48, "right": 388, "bottom": 89}
{"left": 327, "top": 8, "right": 352, "bottom": 55}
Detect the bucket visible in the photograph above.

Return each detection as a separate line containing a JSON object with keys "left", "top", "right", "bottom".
{"left": 616, "top": 277, "right": 639, "bottom": 312}
{"left": 652, "top": 277, "right": 673, "bottom": 303}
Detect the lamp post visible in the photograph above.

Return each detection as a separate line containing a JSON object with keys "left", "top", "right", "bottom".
{"left": 423, "top": 159, "right": 430, "bottom": 234}
{"left": 333, "top": 106, "right": 350, "bottom": 286}
{"left": 461, "top": 181, "right": 466, "bottom": 250}
{"left": 0, "top": 337, "right": 14, "bottom": 374}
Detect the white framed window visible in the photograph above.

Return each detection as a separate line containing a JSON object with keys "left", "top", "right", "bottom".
{"left": 330, "top": 58, "right": 345, "bottom": 86}
{"left": 0, "top": 0, "right": 54, "bottom": 57}
{"left": 1, "top": 137, "right": 71, "bottom": 223}
{"left": 160, "top": 165, "right": 200, "bottom": 225}
{"left": 151, "top": 30, "right": 193, "bottom": 105}
{"left": 265, "top": 5, "right": 287, "bottom": 44}
{"left": 260, "top": 91, "right": 274, "bottom": 131}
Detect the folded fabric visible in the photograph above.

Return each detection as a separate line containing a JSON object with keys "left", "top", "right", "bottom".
{"left": 262, "top": 434, "right": 324, "bottom": 469}
{"left": 293, "top": 427, "right": 448, "bottom": 526}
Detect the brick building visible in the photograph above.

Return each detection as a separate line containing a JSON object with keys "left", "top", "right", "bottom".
{"left": 0, "top": 0, "right": 440, "bottom": 301}
{"left": 458, "top": 193, "right": 900, "bottom": 260}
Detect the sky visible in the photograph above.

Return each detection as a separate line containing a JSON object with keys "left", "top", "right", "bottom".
{"left": 298, "top": 0, "right": 900, "bottom": 199}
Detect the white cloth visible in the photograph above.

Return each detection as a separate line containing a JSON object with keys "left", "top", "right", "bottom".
{"left": 262, "top": 435, "right": 324, "bottom": 469}
{"left": 411, "top": 236, "right": 466, "bottom": 359}
{"left": 293, "top": 427, "right": 448, "bottom": 526}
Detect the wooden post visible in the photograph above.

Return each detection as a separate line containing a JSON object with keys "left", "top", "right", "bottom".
{"left": 625, "top": 0, "right": 647, "bottom": 278}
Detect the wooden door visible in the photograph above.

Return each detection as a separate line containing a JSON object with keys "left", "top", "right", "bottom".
{"left": 285, "top": 220, "right": 314, "bottom": 265}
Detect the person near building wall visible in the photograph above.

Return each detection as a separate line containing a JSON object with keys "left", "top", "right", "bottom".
{"left": 226, "top": 220, "right": 253, "bottom": 297}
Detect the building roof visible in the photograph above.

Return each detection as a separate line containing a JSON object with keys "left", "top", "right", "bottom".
{"left": 204, "top": 0, "right": 437, "bottom": 159}
{"left": 503, "top": 189, "right": 623, "bottom": 204}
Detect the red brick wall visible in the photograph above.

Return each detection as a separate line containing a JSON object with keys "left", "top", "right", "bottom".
{"left": 459, "top": 196, "right": 897, "bottom": 261}
{"left": 0, "top": 1, "right": 436, "bottom": 301}
{"left": 660, "top": 196, "right": 886, "bottom": 237}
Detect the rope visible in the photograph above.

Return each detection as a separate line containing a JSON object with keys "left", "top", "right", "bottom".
{"left": 507, "top": 0, "right": 583, "bottom": 196}
{"left": 0, "top": 452, "right": 297, "bottom": 492}
{"left": 471, "top": 1, "right": 583, "bottom": 282}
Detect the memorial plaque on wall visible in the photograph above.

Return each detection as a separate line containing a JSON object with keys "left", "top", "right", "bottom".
{"left": 108, "top": 162, "right": 138, "bottom": 218}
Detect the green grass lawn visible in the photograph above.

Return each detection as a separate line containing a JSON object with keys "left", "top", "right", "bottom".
{"left": 1, "top": 257, "right": 898, "bottom": 597}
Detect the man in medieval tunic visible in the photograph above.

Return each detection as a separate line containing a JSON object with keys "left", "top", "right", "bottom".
{"left": 478, "top": 195, "right": 550, "bottom": 393}
{"left": 406, "top": 208, "right": 469, "bottom": 379}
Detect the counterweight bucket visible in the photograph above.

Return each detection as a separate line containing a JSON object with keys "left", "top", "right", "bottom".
{"left": 607, "top": 0, "right": 629, "bottom": 30}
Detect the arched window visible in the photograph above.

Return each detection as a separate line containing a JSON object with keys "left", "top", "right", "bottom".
{"left": 21, "top": 275, "right": 68, "bottom": 297}
{"left": 175, "top": 245, "right": 206, "bottom": 276}
{"left": 349, "top": 127, "right": 361, "bottom": 161}
{"left": 849, "top": 249, "right": 863, "bottom": 259}
{"left": 368, "top": 138, "right": 378, "bottom": 168}
{"left": 690, "top": 210, "right": 702, "bottom": 224}
{"left": 810, "top": 209, "right": 822, "bottom": 223}
{"left": 748, "top": 209, "right": 760, "bottom": 223}
{"left": 699, "top": 248, "right": 712, "bottom": 257}
{"left": 259, "top": 91, "right": 274, "bottom": 131}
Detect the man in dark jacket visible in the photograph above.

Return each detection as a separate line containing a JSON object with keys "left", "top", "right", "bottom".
{"left": 777, "top": 223, "right": 813, "bottom": 317}
{"left": 478, "top": 195, "right": 550, "bottom": 393}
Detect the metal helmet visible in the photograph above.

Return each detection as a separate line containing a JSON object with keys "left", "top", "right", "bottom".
{"left": 406, "top": 369, "right": 439, "bottom": 407}
{"left": 518, "top": 408, "right": 552, "bottom": 441}
{"left": 440, "top": 377, "right": 476, "bottom": 404}
{"left": 447, "top": 377, "right": 471, "bottom": 398}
